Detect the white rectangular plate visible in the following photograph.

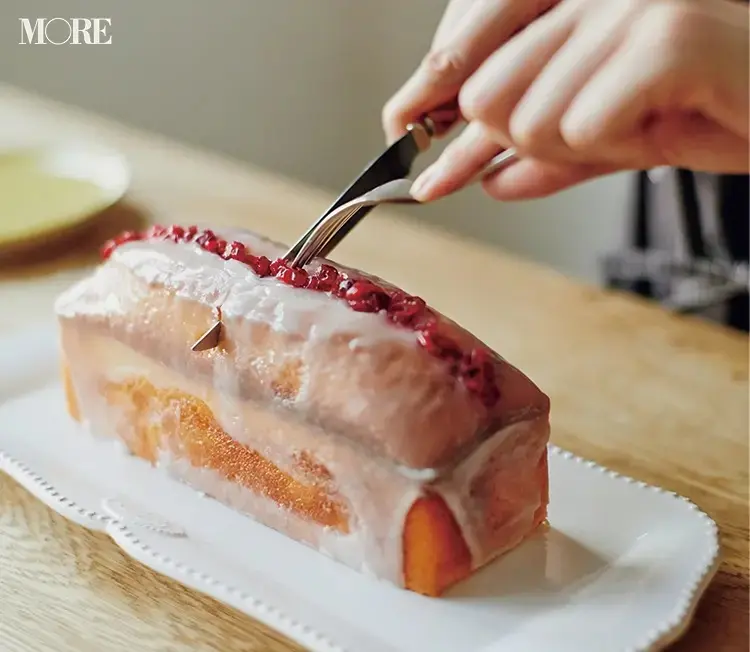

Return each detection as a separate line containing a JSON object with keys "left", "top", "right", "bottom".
{"left": 0, "top": 325, "right": 719, "bottom": 652}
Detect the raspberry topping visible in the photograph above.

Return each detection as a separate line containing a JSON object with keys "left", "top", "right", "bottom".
{"left": 276, "top": 265, "right": 309, "bottom": 288}
{"left": 164, "top": 225, "right": 185, "bottom": 242}
{"left": 100, "top": 225, "right": 501, "bottom": 407}
{"left": 313, "top": 264, "right": 340, "bottom": 292}
{"left": 248, "top": 254, "right": 271, "bottom": 277}
{"left": 388, "top": 293, "right": 427, "bottom": 327}
{"left": 222, "top": 240, "right": 247, "bottom": 261}
{"left": 345, "top": 280, "right": 390, "bottom": 313}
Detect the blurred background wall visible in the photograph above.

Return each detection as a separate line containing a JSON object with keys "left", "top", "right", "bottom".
{"left": 1, "top": 0, "right": 633, "bottom": 282}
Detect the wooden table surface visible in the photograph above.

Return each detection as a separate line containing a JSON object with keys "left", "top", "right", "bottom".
{"left": 0, "top": 84, "right": 747, "bottom": 652}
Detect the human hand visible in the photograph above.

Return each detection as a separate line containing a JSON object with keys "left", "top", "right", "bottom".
{"left": 381, "top": 0, "right": 561, "bottom": 143}
{"left": 390, "top": 0, "right": 749, "bottom": 203}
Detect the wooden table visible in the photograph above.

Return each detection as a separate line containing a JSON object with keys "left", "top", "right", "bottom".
{"left": 0, "top": 84, "right": 747, "bottom": 652}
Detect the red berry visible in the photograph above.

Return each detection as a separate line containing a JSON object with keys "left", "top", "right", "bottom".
{"left": 248, "top": 255, "right": 271, "bottom": 277}
{"left": 460, "top": 348, "right": 496, "bottom": 382}
{"left": 345, "top": 281, "right": 390, "bottom": 313}
{"left": 114, "top": 231, "right": 140, "bottom": 246}
{"left": 223, "top": 240, "right": 247, "bottom": 261}
{"left": 184, "top": 225, "right": 199, "bottom": 241}
{"left": 276, "top": 266, "right": 309, "bottom": 288}
{"left": 336, "top": 276, "right": 354, "bottom": 298}
{"left": 164, "top": 225, "right": 185, "bottom": 242}
{"left": 311, "top": 264, "right": 340, "bottom": 292}
{"left": 269, "top": 258, "right": 286, "bottom": 276}
{"left": 388, "top": 294, "right": 426, "bottom": 326}
{"left": 146, "top": 225, "right": 167, "bottom": 239}
{"left": 100, "top": 230, "right": 141, "bottom": 259}
{"left": 454, "top": 347, "right": 500, "bottom": 407}
{"left": 202, "top": 238, "right": 226, "bottom": 254}
{"left": 319, "top": 264, "right": 338, "bottom": 277}
{"left": 412, "top": 313, "right": 438, "bottom": 334}
{"left": 418, "top": 330, "right": 462, "bottom": 361}
{"left": 345, "top": 280, "right": 375, "bottom": 299}
{"left": 195, "top": 230, "right": 216, "bottom": 247}
{"left": 100, "top": 239, "right": 117, "bottom": 260}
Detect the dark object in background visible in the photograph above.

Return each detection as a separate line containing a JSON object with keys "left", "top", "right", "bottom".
{"left": 603, "top": 169, "right": 749, "bottom": 333}
{"left": 718, "top": 174, "right": 749, "bottom": 331}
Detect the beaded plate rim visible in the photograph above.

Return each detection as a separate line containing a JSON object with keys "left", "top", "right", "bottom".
{"left": 0, "top": 442, "right": 720, "bottom": 652}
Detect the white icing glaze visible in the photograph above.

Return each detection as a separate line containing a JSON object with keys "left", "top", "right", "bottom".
{"left": 434, "top": 418, "right": 549, "bottom": 566}
{"left": 104, "top": 233, "right": 418, "bottom": 348}
{"left": 55, "top": 264, "right": 136, "bottom": 319}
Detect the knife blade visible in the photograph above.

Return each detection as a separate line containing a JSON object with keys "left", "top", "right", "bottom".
{"left": 284, "top": 121, "right": 433, "bottom": 262}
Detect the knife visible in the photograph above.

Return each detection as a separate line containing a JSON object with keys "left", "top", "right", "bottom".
{"left": 283, "top": 119, "right": 436, "bottom": 263}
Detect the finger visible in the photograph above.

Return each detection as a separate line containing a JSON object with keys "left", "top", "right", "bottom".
{"left": 481, "top": 157, "right": 621, "bottom": 200}
{"left": 458, "top": 3, "right": 578, "bottom": 148}
{"left": 483, "top": 114, "right": 749, "bottom": 201}
{"left": 507, "top": 2, "right": 632, "bottom": 161}
{"left": 559, "top": 27, "right": 667, "bottom": 160}
{"left": 561, "top": 9, "right": 750, "bottom": 172}
{"left": 412, "top": 0, "right": 477, "bottom": 137}
{"left": 411, "top": 121, "right": 506, "bottom": 201}
{"left": 382, "top": 0, "right": 557, "bottom": 143}
{"left": 432, "top": 0, "right": 479, "bottom": 47}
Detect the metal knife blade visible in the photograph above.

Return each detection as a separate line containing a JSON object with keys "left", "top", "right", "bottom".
{"left": 284, "top": 122, "right": 432, "bottom": 262}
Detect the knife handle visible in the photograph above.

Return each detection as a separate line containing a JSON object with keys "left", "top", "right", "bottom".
{"left": 405, "top": 121, "right": 433, "bottom": 153}
{"left": 423, "top": 100, "right": 463, "bottom": 138}
{"left": 405, "top": 99, "right": 463, "bottom": 153}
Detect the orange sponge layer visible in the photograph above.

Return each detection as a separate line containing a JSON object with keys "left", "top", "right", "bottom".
{"left": 100, "top": 376, "right": 351, "bottom": 532}
{"left": 403, "top": 492, "right": 473, "bottom": 596}
{"left": 62, "top": 358, "right": 81, "bottom": 422}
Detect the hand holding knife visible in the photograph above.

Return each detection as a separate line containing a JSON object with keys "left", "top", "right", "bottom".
{"left": 283, "top": 103, "right": 517, "bottom": 266}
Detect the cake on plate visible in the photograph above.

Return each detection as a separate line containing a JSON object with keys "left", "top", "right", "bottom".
{"left": 55, "top": 224, "right": 550, "bottom": 596}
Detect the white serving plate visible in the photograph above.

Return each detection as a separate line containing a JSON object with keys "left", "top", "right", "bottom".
{"left": 0, "top": 324, "right": 720, "bottom": 652}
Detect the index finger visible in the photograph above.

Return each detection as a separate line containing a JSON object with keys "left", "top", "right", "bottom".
{"left": 381, "top": 0, "right": 557, "bottom": 143}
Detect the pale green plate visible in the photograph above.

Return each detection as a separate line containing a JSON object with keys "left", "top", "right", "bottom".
{"left": 0, "top": 142, "right": 130, "bottom": 252}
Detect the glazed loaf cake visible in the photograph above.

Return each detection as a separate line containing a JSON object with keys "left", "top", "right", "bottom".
{"left": 55, "top": 224, "right": 550, "bottom": 596}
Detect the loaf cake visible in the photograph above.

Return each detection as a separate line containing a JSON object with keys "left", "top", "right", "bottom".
{"left": 55, "top": 224, "right": 550, "bottom": 597}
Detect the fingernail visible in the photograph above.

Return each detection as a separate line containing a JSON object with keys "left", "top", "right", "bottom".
{"left": 411, "top": 162, "right": 442, "bottom": 201}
